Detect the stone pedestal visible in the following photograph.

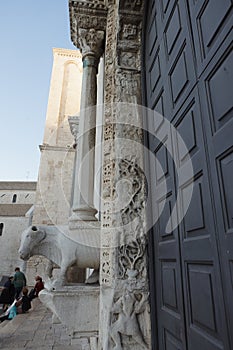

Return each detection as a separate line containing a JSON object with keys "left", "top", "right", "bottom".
{"left": 39, "top": 285, "right": 100, "bottom": 340}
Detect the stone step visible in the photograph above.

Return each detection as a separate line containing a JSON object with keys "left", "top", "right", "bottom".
{"left": 0, "top": 298, "right": 41, "bottom": 333}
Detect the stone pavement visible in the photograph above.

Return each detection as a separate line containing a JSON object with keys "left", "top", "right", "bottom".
{"left": 0, "top": 298, "right": 91, "bottom": 350}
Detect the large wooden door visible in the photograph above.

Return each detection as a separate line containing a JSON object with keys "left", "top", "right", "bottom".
{"left": 143, "top": 1, "right": 233, "bottom": 349}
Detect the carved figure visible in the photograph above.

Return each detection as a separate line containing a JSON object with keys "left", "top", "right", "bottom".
{"left": 111, "top": 285, "right": 148, "bottom": 349}
{"left": 19, "top": 226, "right": 100, "bottom": 288}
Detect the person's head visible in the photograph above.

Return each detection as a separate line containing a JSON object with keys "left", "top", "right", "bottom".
{"left": 9, "top": 276, "right": 13, "bottom": 280}
{"left": 15, "top": 267, "right": 20, "bottom": 272}
{"left": 22, "top": 287, "right": 28, "bottom": 296}
{"left": 35, "top": 275, "right": 42, "bottom": 282}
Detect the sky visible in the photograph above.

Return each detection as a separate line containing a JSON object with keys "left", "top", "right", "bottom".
{"left": 0, "top": 0, "right": 77, "bottom": 181}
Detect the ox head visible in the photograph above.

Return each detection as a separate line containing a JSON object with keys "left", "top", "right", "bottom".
{"left": 19, "top": 226, "right": 46, "bottom": 260}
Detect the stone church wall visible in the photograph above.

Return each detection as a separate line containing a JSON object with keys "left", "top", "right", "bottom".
{"left": 0, "top": 182, "right": 36, "bottom": 279}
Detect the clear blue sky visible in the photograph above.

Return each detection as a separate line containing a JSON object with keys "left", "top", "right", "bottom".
{"left": 0, "top": 0, "right": 77, "bottom": 181}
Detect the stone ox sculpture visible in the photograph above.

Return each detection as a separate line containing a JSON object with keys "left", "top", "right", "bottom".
{"left": 19, "top": 225, "right": 100, "bottom": 288}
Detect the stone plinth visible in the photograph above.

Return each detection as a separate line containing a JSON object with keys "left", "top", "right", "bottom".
{"left": 39, "top": 285, "right": 100, "bottom": 339}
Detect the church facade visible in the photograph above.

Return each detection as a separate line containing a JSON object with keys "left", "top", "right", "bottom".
{"left": 68, "top": 0, "right": 233, "bottom": 349}
{"left": 17, "top": 1, "right": 232, "bottom": 349}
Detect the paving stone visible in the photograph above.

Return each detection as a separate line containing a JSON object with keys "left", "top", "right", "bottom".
{"left": 53, "top": 346, "right": 82, "bottom": 350}
{"left": 0, "top": 299, "right": 78, "bottom": 349}
{"left": 25, "top": 347, "right": 53, "bottom": 350}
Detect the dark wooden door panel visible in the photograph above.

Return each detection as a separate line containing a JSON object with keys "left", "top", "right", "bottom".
{"left": 198, "top": 29, "right": 233, "bottom": 346}
{"left": 187, "top": 0, "right": 233, "bottom": 76}
{"left": 143, "top": 0, "right": 233, "bottom": 349}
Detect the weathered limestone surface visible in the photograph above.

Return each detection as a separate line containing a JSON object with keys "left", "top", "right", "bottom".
{"left": 0, "top": 182, "right": 36, "bottom": 278}
{"left": 27, "top": 49, "right": 83, "bottom": 284}
{"left": 98, "top": 1, "right": 152, "bottom": 349}
{"left": 69, "top": 0, "right": 151, "bottom": 349}
{"left": 39, "top": 285, "right": 100, "bottom": 343}
{"left": 33, "top": 48, "right": 83, "bottom": 226}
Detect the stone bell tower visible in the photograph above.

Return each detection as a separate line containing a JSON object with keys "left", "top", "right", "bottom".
{"left": 33, "top": 48, "right": 83, "bottom": 226}
{"left": 26, "top": 48, "right": 83, "bottom": 284}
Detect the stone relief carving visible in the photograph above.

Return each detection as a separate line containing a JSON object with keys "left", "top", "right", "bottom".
{"left": 68, "top": 115, "right": 80, "bottom": 147}
{"left": 71, "top": 0, "right": 106, "bottom": 10}
{"left": 122, "top": 23, "right": 137, "bottom": 39}
{"left": 69, "top": 0, "right": 107, "bottom": 48}
{"left": 101, "top": 250, "right": 111, "bottom": 284}
{"left": 110, "top": 283, "right": 149, "bottom": 349}
{"left": 78, "top": 28, "right": 105, "bottom": 59}
{"left": 119, "top": 51, "right": 139, "bottom": 69}
{"left": 119, "top": 0, "right": 143, "bottom": 11}
{"left": 77, "top": 14, "right": 106, "bottom": 30}
{"left": 118, "top": 236, "right": 146, "bottom": 280}
{"left": 114, "top": 158, "right": 146, "bottom": 225}
{"left": 115, "top": 70, "right": 141, "bottom": 102}
{"left": 93, "top": 0, "right": 150, "bottom": 348}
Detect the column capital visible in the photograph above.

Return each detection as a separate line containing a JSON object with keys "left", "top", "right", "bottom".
{"left": 69, "top": 0, "right": 107, "bottom": 60}
{"left": 78, "top": 28, "right": 105, "bottom": 61}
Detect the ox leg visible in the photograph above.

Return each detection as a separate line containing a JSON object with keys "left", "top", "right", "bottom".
{"left": 53, "top": 258, "right": 76, "bottom": 288}
{"left": 85, "top": 269, "right": 99, "bottom": 284}
{"left": 45, "top": 261, "right": 53, "bottom": 279}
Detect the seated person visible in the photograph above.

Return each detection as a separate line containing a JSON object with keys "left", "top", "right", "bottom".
{"left": 16, "top": 287, "right": 31, "bottom": 313}
{"left": 29, "top": 276, "right": 44, "bottom": 300}
{"left": 0, "top": 276, "right": 15, "bottom": 311}
{"left": 0, "top": 300, "right": 17, "bottom": 322}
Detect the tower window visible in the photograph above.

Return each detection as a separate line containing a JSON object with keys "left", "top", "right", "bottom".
{"left": 0, "top": 223, "right": 4, "bottom": 236}
{"left": 12, "top": 194, "right": 17, "bottom": 203}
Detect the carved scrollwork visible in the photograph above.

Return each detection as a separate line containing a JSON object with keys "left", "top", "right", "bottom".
{"left": 118, "top": 236, "right": 146, "bottom": 280}
{"left": 114, "top": 158, "right": 147, "bottom": 226}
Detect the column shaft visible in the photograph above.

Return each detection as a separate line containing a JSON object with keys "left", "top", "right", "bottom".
{"left": 70, "top": 56, "right": 98, "bottom": 222}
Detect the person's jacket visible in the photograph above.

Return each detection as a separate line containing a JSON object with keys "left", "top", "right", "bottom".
{"left": 13, "top": 271, "right": 26, "bottom": 288}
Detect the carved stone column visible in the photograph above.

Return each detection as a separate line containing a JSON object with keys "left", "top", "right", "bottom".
{"left": 69, "top": 1, "right": 107, "bottom": 223}
{"left": 99, "top": 1, "right": 151, "bottom": 349}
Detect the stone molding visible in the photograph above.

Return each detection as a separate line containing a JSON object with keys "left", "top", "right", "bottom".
{"left": 53, "top": 47, "right": 82, "bottom": 58}
{"left": 0, "top": 181, "right": 37, "bottom": 190}
{"left": 39, "top": 144, "right": 75, "bottom": 152}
